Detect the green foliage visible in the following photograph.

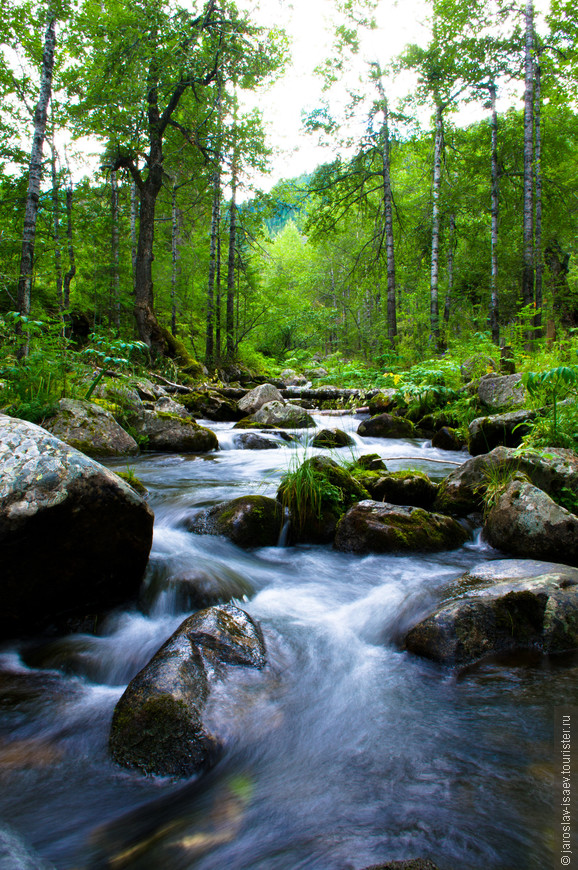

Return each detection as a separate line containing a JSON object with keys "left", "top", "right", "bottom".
{"left": 278, "top": 454, "right": 344, "bottom": 533}
{"left": 522, "top": 364, "right": 578, "bottom": 446}
{"left": 81, "top": 334, "right": 148, "bottom": 399}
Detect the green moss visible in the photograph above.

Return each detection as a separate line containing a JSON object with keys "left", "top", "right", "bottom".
{"left": 156, "top": 411, "right": 197, "bottom": 426}
{"left": 116, "top": 470, "right": 148, "bottom": 496}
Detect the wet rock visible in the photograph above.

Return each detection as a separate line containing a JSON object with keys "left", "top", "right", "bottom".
{"left": 404, "top": 563, "right": 578, "bottom": 666}
{"left": 484, "top": 476, "right": 578, "bottom": 565}
{"left": 433, "top": 446, "right": 578, "bottom": 517}
{"left": 277, "top": 456, "right": 370, "bottom": 544}
{"left": 138, "top": 410, "right": 218, "bottom": 453}
{"left": 0, "top": 415, "right": 154, "bottom": 639}
{"left": 233, "top": 432, "right": 281, "bottom": 450}
{"left": 369, "top": 471, "right": 439, "bottom": 510}
{"left": 109, "top": 604, "right": 266, "bottom": 777}
{"left": 357, "top": 413, "right": 415, "bottom": 439}
{"left": 334, "top": 500, "right": 469, "bottom": 554}
{"left": 279, "top": 368, "right": 307, "bottom": 386}
{"left": 154, "top": 396, "right": 190, "bottom": 418}
{"left": 311, "top": 428, "right": 355, "bottom": 449}
{"left": 356, "top": 453, "right": 387, "bottom": 471}
{"left": 92, "top": 380, "right": 146, "bottom": 428}
{"left": 250, "top": 401, "right": 316, "bottom": 429}
{"left": 476, "top": 372, "right": 526, "bottom": 412}
{"left": 467, "top": 408, "right": 537, "bottom": 455}
{"left": 180, "top": 390, "right": 242, "bottom": 421}
{"left": 184, "top": 495, "right": 285, "bottom": 548}
{"left": 131, "top": 377, "right": 168, "bottom": 402}
{"left": 142, "top": 566, "right": 253, "bottom": 612}
{"left": 238, "top": 383, "right": 284, "bottom": 415}
{"left": 43, "top": 398, "right": 138, "bottom": 457}
{"left": 431, "top": 426, "right": 466, "bottom": 451}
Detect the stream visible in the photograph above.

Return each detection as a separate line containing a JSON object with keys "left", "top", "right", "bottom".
{"left": 0, "top": 413, "right": 571, "bottom": 869}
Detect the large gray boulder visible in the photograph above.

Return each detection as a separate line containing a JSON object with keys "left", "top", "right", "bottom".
{"left": 138, "top": 410, "right": 218, "bottom": 452}
{"left": 250, "top": 401, "right": 316, "bottom": 429}
{"left": 476, "top": 373, "right": 526, "bottom": 412}
{"left": 184, "top": 495, "right": 285, "bottom": 548}
{"left": 334, "top": 500, "right": 469, "bottom": 554}
{"left": 467, "top": 408, "right": 537, "bottom": 455}
{"left": 43, "top": 398, "right": 138, "bottom": 457}
{"left": 404, "top": 561, "right": 578, "bottom": 666}
{"left": 238, "top": 383, "right": 285, "bottom": 414}
{"left": 484, "top": 476, "right": 578, "bottom": 565}
{"left": 357, "top": 413, "right": 415, "bottom": 439}
{"left": 0, "top": 415, "right": 154, "bottom": 639}
{"left": 433, "top": 446, "right": 578, "bottom": 516}
{"left": 109, "top": 604, "right": 266, "bottom": 777}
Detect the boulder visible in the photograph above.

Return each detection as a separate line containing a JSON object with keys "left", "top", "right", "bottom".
{"left": 238, "top": 383, "right": 285, "bottom": 415}
{"left": 109, "top": 604, "right": 266, "bottom": 777}
{"left": 484, "top": 476, "right": 578, "bottom": 565}
{"left": 434, "top": 446, "right": 578, "bottom": 517}
{"left": 476, "top": 373, "right": 526, "bottom": 412}
{"left": 304, "top": 366, "right": 328, "bottom": 379}
{"left": 138, "top": 411, "right": 218, "bottom": 452}
{"left": 43, "top": 398, "right": 138, "bottom": 457}
{"left": 0, "top": 415, "right": 154, "bottom": 639}
{"left": 367, "top": 389, "right": 397, "bottom": 415}
{"left": 277, "top": 456, "right": 370, "bottom": 544}
{"left": 357, "top": 413, "right": 415, "bottom": 439}
{"left": 334, "top": 500, "right": 469, "bottom": 554}
{"left": 431, "top": 426, "right": 466, "bottom": 452}
{"left": 154, "top": 396, "right": 190, "bottom": 418}
{"left": 180, "top": 390, "right": 242, "bottom": 421}
{"left": 233, "top": 433, "right": 281, "bottom": 450}
{"left": 184, "top": 495, "right": 285, "bottom": 548}
{"left": 279, "top": 369, "right": 307, "bottom": 386}
{"left": 369, "top": 471, "right": 439, "bottom": 510}
{"left": 250, "top": 401, "right": 316, "bottom": 429}
{"left": 92, "top": 380, "right": 146, "bottom": 428}
{"left": 404, "top": 562, "right": 578, "bottom": 666}
{"left": 467, "top": 408, "right": 537, "bottom": 455}
{"left": 130, "top": 377, "right": 168, "bottom": 402}
{"left": 311, "top": 428, "right": 355, "bottom": 449}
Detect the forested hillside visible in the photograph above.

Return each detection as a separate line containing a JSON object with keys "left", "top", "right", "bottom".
{"left": 0, "top": 0, "right": 577, "bottom": 389}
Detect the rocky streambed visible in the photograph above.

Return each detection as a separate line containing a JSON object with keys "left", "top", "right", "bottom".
{"left": 0, "top": 410, "right": 576, "bottom": 870}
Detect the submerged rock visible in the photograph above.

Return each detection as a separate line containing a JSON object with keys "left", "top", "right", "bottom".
{"left": 0, "top": 415, "right": 154, "bottom": 639}
{"left": 184, "top": 495, "right": 285, "bottom": 548}
{"left": 484, "top": 476, "right": 578, "bottom": 565}
{"left": 43, "top": 397, "right": 138, "bottom": 457}
{"left": 431, "top": 426, "right": 466, "bottom": 452}
{"left": 334, "top": 500, "right": 469, "bottom": 554}
{"left": 404, "top": 561, "right": 578, "bottom": 666}
{"left": 142, "top": 566, "right": 253, "bottom": 613}
{"left": 357, "top": 413, "right": 415, "bottom": 439}
{"left": 233, "top": 432, "right": 281, "bottom": 450}
{"left": 311, "top": 428, "right": 355, "bottom": 449}
{"left": 109, "top": 604, "right": 266, "bottom": 777}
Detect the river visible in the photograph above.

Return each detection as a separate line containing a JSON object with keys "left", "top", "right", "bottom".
{"left": 0, "top": 414, "right": 570, "bottom": 869}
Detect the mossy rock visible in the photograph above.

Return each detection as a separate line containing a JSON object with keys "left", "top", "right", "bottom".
{"left": 311, "top": 428, "right": 355, "bottom": 449}
{"left": 184, "top": 495, "right": 285, "bottom": 549}
{"left": 115, "top": 471, "right": 148, "bottom": 497}
{"left": 277, "top": 456, "right": 370, "bottom": 544}
{"left": 334, "top": 500, "right": 469, "bottom": 554}
{"left": 357, "top": 413, "right": 415, "bottom": 439}
{"left": 370, "top": 470, "right": 439, "bottom": 510}
{"left": 233, "top": 418, "right": 279, "bottom": 430}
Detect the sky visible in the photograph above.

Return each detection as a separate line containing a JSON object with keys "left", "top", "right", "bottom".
{"left": 238, "top": 0, "right": 552, "bottom": 195}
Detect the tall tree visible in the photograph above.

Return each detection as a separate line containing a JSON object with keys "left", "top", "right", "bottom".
{"left": 522, "top": 0, "right": 535, "bottom": 318}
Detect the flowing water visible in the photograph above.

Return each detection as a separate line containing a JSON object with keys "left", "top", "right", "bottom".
{"left": 0, "top": 415, "right": 572, "bottom": 870}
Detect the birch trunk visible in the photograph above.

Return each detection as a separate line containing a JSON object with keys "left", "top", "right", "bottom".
{"left": 226, "top": 157, "right": 237, "bottom": 361}
{"left": 215, "top": 231, "right": 221, "bottom": 362}
{"left": 489, "top": 82, "right": 500, "bottom": 345}
{"left": 533, "top": 44, "right": 543, "bottom": 337}
{"left": 444, "top": 213, "right": 455, "bottom": 326}
{"left": 50, "top": 136, "right": 63, "bottom": 311}
{"left": 130, "top": 179, "right": 138, "bottom": 295}
{"left": 375, "top": 77, "right": 396, "bottom": 344}
{"left": 522, "top": 0, "right": 535, "bottom": 319}
{"left": 17, "top": 14, "right": 56, "bottom": 354}
{"left": 430, "top": 104, "right": 443, "bottom": 346}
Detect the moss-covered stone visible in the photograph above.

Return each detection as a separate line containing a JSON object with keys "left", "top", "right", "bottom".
{"left": 357, "top": 413, "right": 415, "bottom": 439}
{"left": 311, "top": 428, "right": 355, "bottom": 448}
{"left": 368, "top": 470, "right": 439, "bottom": 509}
{"left": 334, "top": 500, "right": 469, "bottom": 554}
{"left": 184, "top": 495, "right": 284, "bottom": 548}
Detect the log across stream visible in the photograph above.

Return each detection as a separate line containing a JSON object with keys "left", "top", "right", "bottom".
{"left": 0, "top": 414, "right": 569, "bottom": 869}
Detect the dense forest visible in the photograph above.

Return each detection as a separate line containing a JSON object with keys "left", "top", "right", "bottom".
{"left": 0, "top": 0, "right": 577, "bottom": 402}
